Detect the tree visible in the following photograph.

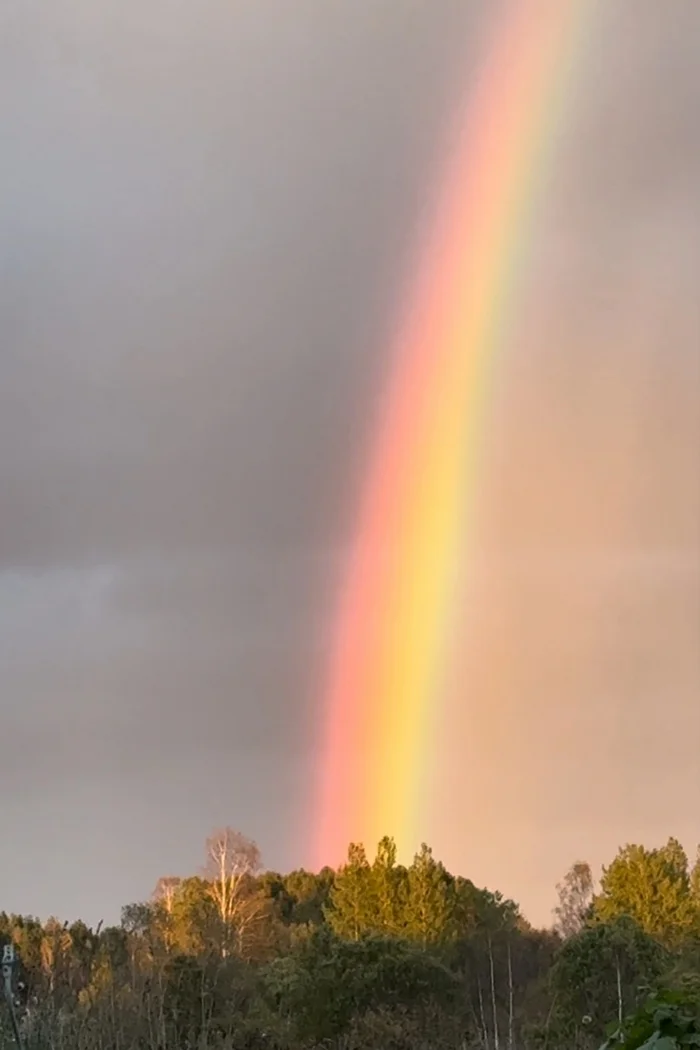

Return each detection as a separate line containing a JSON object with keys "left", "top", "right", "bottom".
{"left": 121, "top": 901, "right": 155, "bottom": 937}
{"left": 169, "top": 876, "right": 219, "bottom": 955}
{"left": 404, "top": 843, "right": 456, "bottom": 946}
{"left": 449, "top": 889, "right": 522, "bottom": 1050}
{"left": 371, "top": 836, "right": 409, "bottom": 937}
{"left": 204, "top": 828, "right": 263, "bottom": 957}
{"left": 595, "top": 840, "right": 695, "bottom": 947}
{"left": 262, "top": 926, "right": 458, "bottom": 1044}
{"left": 554, "top": 860, "right": 595, "bottom": 938}
{"left": 39, "top": 918, "right": 72, "bottom": 998}
{"left": 325, "top": 842, "right": 375, "bottom": 940}
{"left": 327, "top": 838, "right": 466, "bottom": 945}
{"left": 690, "top": 846, "right": 700, "bottom": 910}
{"left": 4, "top": 831, "right": 698, "bottom": 1050}
{"left": 153, "top": 876, "right": 182, "bottom": 915}
{"left": 148, "top": 876, "right": 183, "bottom": 952}
{"left": 281, "top": 867, "right": 335, "bottom": 926}
{"left": 549, "top": 917, "right": 667, "bottom": 1041}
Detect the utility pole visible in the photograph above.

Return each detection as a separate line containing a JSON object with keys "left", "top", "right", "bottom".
{"left": 1, "top": 945, "right": 25, "bottom": 1050}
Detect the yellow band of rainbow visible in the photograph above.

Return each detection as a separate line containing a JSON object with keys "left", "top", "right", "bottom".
{"left": 314, "top": 0, "right": 595, "bottom": 867}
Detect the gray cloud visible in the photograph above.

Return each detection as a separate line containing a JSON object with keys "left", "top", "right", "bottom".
{"left": 1, "top": 0, "right": 698, "bottom": 926}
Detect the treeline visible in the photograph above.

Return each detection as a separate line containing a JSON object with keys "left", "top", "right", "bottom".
{"left": 1, "top": 830, "right": 699, "bottom": 1050}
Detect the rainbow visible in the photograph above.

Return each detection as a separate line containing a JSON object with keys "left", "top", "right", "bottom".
{"left": 314, "top": 0, "right": 594, "bottom": 867}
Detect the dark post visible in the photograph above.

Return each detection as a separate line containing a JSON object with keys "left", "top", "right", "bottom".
{"left": 1, "top": 944, "right": 25, "bottom": 1050}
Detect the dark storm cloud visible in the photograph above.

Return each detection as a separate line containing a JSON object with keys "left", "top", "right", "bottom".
{"left": 1, "top": 0, "right": 699, "bottom": 925}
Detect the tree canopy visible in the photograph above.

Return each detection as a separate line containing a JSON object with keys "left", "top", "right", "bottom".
{"left": 1, "top": 829, "right": 698, "bottom": 1050}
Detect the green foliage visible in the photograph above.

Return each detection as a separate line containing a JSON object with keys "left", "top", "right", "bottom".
{"left": 690, "top": 848, "right": 700, "bottom": 909}
{"left": 595, "top": 841, "right": 697, "bottom": 947}
{"left": 325, "top": 841, "right": 376, "bottom": 940}
{"left": 549, "top": 916, "right": 668, "bottom": 1037}
{"left": 599, "top": 986, "right": 700, "bottom": 1050}
{"left": 1, "top": 830, "right": 699, "bottom": 1050}
{"left": 261, "top": 925, "right": 458, "bottom": 1043}
{"left": 404, "top": 843, "right": 457, "bottom": 945}
{"left": 325, "top": 837, "right": 515, "bottom": 948}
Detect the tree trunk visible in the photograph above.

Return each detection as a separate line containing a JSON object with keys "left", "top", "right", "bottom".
{"left": 507, "top": 938, "right": 515, "bottom": 1050}
{"left": 489, "top": 935, "right": 500, "bottom": 1050}
{"left": 616, "top": 959, "right": 623, "bottom": 1026}
{"left": 542, "top": 991, "right": 559, "bottom": 1050}
{"left": 477, "top": 973, "right": 490, "bottom": 1050}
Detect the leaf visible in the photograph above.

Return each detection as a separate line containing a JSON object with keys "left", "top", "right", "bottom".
{"left": 639, "top": 1036, "right": 679, "bottom": 1050}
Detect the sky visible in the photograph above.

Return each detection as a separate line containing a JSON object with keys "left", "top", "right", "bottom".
{"left": 1, "top": 0, "right": 698, "bottom": 929}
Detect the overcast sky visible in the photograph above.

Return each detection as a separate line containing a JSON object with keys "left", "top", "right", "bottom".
{"left": 1, "top": 0, "right": 698, "bottom": 928}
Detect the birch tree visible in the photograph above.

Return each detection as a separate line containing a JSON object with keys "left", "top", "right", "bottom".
{"left": 554, "top": 861, "right": 594, "bottom": 938}
{"left": 204, "top": 827, "right": 262, "bottom": 956}
{"left": 153, "top": 876, "right": 182, "bottom": 916}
